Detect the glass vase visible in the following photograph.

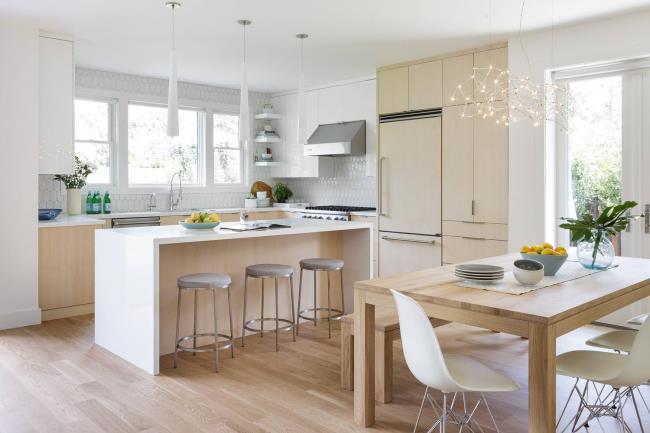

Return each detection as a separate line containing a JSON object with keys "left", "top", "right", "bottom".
{"left": 577, "top": 233, "right": 615, "bottom": 270}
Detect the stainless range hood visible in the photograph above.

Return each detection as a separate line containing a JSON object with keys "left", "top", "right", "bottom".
{"left": 304, "top": 120, "right": 366, "bottom": 156}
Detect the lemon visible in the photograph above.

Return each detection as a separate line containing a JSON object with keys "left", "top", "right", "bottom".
{"left": 184, "top": 217, "right": 192, "bottom": 223}
{"left": 542, "top": 242, "right": 553, "bottom": 250}
{"left": 555, "top": 246, "right": 567, "bottom": 256}
{"left": 541, "top": 248, "right": 555, "bottom": 255}
{"left": 521, "top": 245, "right": 532, "bottom": 253}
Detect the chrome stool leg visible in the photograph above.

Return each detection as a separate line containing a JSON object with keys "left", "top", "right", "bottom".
{"left": 227, "top": 286, "right": 234, "bottom": 358}
{"left": 275, "top": 276, "right": 279, "bottom": 351}
{"left": 289, "top": 274, "right": 296, "bottom": 342}
{"left": 173, "top": 287, "right": 182, "bottom": 368}
{"left": 313, "top": 269, "right": 317, "bottom": 326}
{"left": 241, "top": 275, "right": 248, "bottom": 347}
{"left": 327, "top": 270, "right": 332, "bottom": 338}
{"left": 260, "top": 278, "right": 265, "bottom": 338}
{"left": 296, "top": 268, "right": 303, "bottom": 336}
{"left": 193, "top": 289, "right": 198, "bottom": 356}
{"left": 212, "top": 288, "right": 219, "bottom": 372}
{"left": 297, "top": 265, "right": 344, "bottom": 339}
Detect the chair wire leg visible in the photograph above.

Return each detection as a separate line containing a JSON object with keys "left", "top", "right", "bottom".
{"left": 482, "top": 393, "right": 501, "bottom": 433}
{"left": 212, "top": 288, "right": 219, "bottom": 372}
{"left": 635, "top": 386, "right": 650, "bottom": 417}
{"left": 441, "top": 393, "right": 448, "bottom": 433}
{"left": 413, "top": 386, "right": 429, "bottom": 433}
{"left": 631, "top": 388, "right": 646, "bottom": 433}
{"left": 296, "top": 267, "right": 303, "bottom": 336}
{"left": 557, "top": 378, "right": 579, "bottom": 429}
{"left": 289, "top": 274, "right": 296, "bottom": 342}
{"left": 241, "top": 275, "right": 248, "bottom": 347}
{"left": 173, "top": 288, "right": 181, "bottom": 368}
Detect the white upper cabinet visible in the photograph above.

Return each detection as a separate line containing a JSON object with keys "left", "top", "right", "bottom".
{"left": 39, "top": 33, "right": 74, "bottom": 174}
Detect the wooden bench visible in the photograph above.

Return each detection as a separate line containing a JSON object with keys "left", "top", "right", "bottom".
{"left": 340, "top": 311, "right": 448, "bottom": 403}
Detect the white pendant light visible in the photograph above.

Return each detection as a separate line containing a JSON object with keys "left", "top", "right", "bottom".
{"left": 238, "top": 20, "right": 251, "bottom": 145}
{"left": 166, "top": 1, "right": 181, "bottom": 137}
{"left": 296, "top": 34, "right": 308, "bottom": 145}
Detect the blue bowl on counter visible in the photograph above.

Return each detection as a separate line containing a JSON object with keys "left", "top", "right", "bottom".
{"left": 38, "top": 208, "right": 62, "bottom": 221}
{"left": 520, "top": 253, "right": 568, "bottom": 276}
{"left": 179, "top": 221, "right": 220, "bottom": 230}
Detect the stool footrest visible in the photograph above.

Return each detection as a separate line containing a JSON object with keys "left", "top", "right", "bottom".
{"left": 244, "top": 318, "right": 294, "bottom": 333}
{"left": 176, "top": 333, "right": 234, "bottom": 353}
{"left": 299, "top": 308, "right": 343, "bottom": 322}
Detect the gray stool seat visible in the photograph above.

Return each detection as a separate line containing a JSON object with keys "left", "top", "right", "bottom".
{"left": 300, "top": 258, "right": 344, "bottom": 271}
{"left": 178, "top": 273, "right": 232, "bottom": 290}
{"left": 246, "top": 264, "right": 293, "bottom": 278}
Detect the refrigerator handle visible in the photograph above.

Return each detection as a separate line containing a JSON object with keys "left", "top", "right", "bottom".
{"left": 379, "top": 156, "right": 388, "bottom": 216}
{"left": 381, "top": 235, "right": 437, "bottom": 245}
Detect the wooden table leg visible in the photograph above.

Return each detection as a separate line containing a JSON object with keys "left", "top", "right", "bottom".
{"left": 528, "top": 322, "right": 556, "bottom": 433}
{"left": 354, "top": 291, "right": 375, "bottom": 426}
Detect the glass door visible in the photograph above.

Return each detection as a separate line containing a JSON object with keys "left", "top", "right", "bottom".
{"left": 556, "top": 64, "right": 650, "bottom": 327}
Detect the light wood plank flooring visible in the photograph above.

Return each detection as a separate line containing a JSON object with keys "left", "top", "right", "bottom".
{"left": 0, "top": 315, "right": 647, "bottom": 432}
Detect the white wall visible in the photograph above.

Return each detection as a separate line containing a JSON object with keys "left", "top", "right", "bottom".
{"left": 0, "top": 20, "right": 41, "bottom": 329}
{"left": 508, "top": 9, "right": 650, "bottom": 251}
{"left": 269, "top": 77, "right": 377, "bottom": 206}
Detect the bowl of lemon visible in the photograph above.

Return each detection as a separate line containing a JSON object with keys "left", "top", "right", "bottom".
{"left": 520, "top": 243, "right": 568, "bottom": 276}
{"left": 179, "top": 212, "right": 221, "bottom": 230}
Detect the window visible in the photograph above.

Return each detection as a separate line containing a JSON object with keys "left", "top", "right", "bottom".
{"left": 74, "top": 99, "right": 113, "bottom": 184}
{"left": 128, "top": 103, "right": 202, "bottom": 185}
{"left": 213, "top": 113, "right": 242, "bottom": 184}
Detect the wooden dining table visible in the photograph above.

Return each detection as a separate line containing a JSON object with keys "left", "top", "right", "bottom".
{"left": 353, "top": 254, "right": 650, "bottom": 432}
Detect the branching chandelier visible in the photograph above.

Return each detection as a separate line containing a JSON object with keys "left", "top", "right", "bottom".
{"left": 451, "top": 0, "right": 567, "bottom": 129}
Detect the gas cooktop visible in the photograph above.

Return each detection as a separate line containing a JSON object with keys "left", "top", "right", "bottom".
{"left": 305, "top": 205, "right": 376, "bottom": 213}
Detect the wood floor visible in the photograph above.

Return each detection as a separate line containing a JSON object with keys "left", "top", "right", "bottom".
{"left": 0, "top": 315, "right": 647, "bottom": 433}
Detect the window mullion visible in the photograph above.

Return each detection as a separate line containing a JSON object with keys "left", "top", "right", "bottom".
{"left": 205, "top": 107, "right": 215, "bottom": 187}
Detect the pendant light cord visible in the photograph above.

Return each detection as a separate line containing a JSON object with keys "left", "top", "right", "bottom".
{"left": 519, "top": 0, "right": 532, "bottom": 74}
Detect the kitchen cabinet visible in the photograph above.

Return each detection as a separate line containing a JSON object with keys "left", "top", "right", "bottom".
{"left": 39, "top": 33, "right": 75, "bottom": 174}
{"left": 474, "top": 113, "right": 508, "bottom": 224}
{"left": 441, "top": 107, "right": 508, "bottom": 225}
{"left": 378, "top": 62, "right": 443, "bottom": 114}
{"left": 442, "top": 53, "right": 474, "bottom": 107}
{"left": 442, "top": 236, "right": 508, "bottom": 264}
{"left": 442, "top": 105, "right": 474, "bottom": 222}
{"left": 378, "top": 67, "right": 409, "bottom": 114}
{"left": 473, "top": 47, "right": 508, "bottom": 103}
{"left": 39, "top": 223, "right": 103, "bottom": 320}
{"left": 379, "top": 233, "right": 441, "bottom": 277}
{"left": 379, "top": 117, "right": 441, "bottom": 235}
{"left": 351, "top": 214, "right": 378, "bottom": 277}
{"left": 409, "top": 61, "right": 443, "bottom": 110}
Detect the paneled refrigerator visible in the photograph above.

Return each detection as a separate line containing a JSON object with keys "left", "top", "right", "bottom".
{"left": 378, "top": 110, "right": 442, "bottom": 277}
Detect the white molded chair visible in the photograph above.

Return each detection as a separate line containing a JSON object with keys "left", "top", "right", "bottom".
{"left": 586, "top": 312, "right": 648, "bottom": 353}
{"left": 628, "top": 313, "right": 649, "bottom": 327}
{"left": 390, "top": 289, "right": 519, "bottom": 433}
{"left": 557, "top": 315, "right": 650, "bottom": 432}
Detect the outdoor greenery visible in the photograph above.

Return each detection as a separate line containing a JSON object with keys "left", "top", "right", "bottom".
{"left": 53, "top": 156, "right": 94, "bottom": 189}
{"left": 567, "top": 76, "right": 622, "bottom": 219}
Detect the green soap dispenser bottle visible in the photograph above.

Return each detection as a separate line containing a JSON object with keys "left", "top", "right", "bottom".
{"left": 103, "top": 191, "right": 111, "bottom": 214}
{"left": 93, "top": 191, "right": 101, "bottom": 214}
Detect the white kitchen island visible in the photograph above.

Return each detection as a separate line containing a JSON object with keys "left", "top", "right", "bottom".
{"left": 95, "top": 218, "right": 373, "bottom": 374}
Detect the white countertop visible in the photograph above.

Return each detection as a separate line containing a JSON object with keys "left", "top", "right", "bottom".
{"left": 38, "top": 214, "right": 106, "bottom": 228}
{"left": 101, "top": 218, "right": 372, "bottom": 246}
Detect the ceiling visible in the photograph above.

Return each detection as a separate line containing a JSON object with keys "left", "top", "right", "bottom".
{"left": 3, "top": 0, "right": 650, "bottom": 93}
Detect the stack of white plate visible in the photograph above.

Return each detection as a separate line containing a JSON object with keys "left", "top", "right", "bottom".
{"left": 455, "top": 264, "right": 505, "bottom": 282}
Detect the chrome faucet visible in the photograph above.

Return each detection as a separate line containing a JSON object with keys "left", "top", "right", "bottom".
{"left": 148, "top": 193, "right": 157, "bottom": 212}
{"left": 169, "top": 172, "right": 183, "bottom": 211}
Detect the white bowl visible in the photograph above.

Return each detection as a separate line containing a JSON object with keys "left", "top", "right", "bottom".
{"left": 513, "top": 259, "right": 544, "bottom": 286}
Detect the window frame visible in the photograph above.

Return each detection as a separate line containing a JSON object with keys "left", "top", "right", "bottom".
{"left": 74, "top": 86, "right": 251, "bottom": 195}
{"left": 211, "top": 110, "right": 245, "bottom": 186}
{"left": 74, "top": 96, "right": 117, "bottom": 187}
{"left": 126, "top": 100, "right": 206, "bottom": 188}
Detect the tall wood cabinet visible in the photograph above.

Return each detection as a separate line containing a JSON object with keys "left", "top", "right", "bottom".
{"left": 377, "top": 44, "right": 509, "bottom": 274}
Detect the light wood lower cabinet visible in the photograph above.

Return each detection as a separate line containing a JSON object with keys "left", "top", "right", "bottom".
{"left": 39, "top": 224, "right": 104, "bottom": 319}
{"left": 442, "top": 235, "right": 508, "bottom": 265}
{"left": 379, "top": 233, "right": 442, "bottom": 277}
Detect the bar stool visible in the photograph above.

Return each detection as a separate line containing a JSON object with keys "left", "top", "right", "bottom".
{"left": 173, "top": 273, "right": 234, "bottom": 372}
{"left": 296, "top": 258, "right": 344, "bottom": 338}
{"left": 241, "top": 264, "right": 296, "bottom": 351}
